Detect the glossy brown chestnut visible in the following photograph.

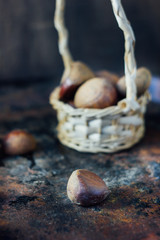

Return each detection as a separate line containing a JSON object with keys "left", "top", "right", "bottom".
{"left": 67, "top": 169, "right": 110, "bottom": 206}
{"left": 117, "top": 67, "right": 152, "bottom": 97}
{"left": 60, "top": 61, "right": 95, "bottom": 102}
{"left": 74, "top": 77, "right": 117, "bottom": 109}
{"left": 3, "top": 130, "right": 37, "bottom": 155}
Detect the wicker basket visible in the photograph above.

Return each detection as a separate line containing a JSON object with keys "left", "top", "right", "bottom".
{"left": 50, "top": 0, "right": 150, "bottom": 153}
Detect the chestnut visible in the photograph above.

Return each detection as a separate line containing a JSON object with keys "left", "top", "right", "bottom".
{"left": 67, "top": 169, "right": 110, "bottom": 206}
{"left": 95, "top": 70, "right": 119, "bottom": 85}
{"left": 59, "top": 61, "right": 95, "bottom": 102}
{"left": 3, "top": 130, "right": 37, "bottom": 155}
{"left": 74, "top": 77, "right": 117, "bottom": 109}
{"left": 117, "top": 67, "right": 152, "bottom": 97}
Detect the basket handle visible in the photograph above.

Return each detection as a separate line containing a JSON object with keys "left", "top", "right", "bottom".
{"left": 54, "top": 0, "right": 73, "bottom": 77}
{"left": 54, "top": 0, "right": 139, "bottom": 110}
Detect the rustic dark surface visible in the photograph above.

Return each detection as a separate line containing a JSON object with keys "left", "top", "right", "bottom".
{"left": 0, "top": 80, "right": 160, "bottom": 240}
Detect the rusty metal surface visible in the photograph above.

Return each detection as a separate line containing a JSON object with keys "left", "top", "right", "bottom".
{"left": 0, "top": 81, "right": 160, "bottom": 240}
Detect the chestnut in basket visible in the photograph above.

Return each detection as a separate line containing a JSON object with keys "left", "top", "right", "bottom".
{"left": 95, "top": 70, "right": 119, "bottom": 85}
{"left": 74, "top": 77, "right": 117, "bottom": 109}
{"left": 3, "top": 130, "right": 37, "bottom": 155}
{"left": 117, "top": 67, "right": 152, "bottom": 97}
{"left": 60, "top": 61, "right": 95, "bottom": 102}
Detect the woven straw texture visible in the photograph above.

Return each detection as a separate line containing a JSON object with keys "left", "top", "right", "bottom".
{"left": 50, "top": 0, "right": 150, "bottom": 153}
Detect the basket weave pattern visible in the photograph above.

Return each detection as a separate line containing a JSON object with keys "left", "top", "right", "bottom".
{"left": 50, "top": 0, "right": 150, "bottom": 153}
{"left": 50, "top": 90, "right": 149, "bottom": 153}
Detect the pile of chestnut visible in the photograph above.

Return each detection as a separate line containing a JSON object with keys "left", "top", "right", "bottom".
{"left": 56, "top": 61, "right": 151, "bottom": 109}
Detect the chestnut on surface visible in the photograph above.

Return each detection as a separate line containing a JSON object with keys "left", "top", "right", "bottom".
{"left": 67, "top": 169, "right": 110, "bottom": 206}
{"left": 59, "top": 61, "right": 95, "bottom": 102}
{"left": 117, "top": 67, "right": 152, "bottom": 97}
{"left": 74, "top": 77, "right": 117, "bottom": 109}
{"left": 3, "top": 130, "right": 37, "bottom": 155}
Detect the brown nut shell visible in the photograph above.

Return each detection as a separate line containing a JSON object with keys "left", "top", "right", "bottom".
{"left": 3, "top": 130, "right": 37, "bottom": 155}
{"left": 95, "top": 70, "right": 119, "bottom": 85}
{"left": 60, "top": 61, "right": 95, "bottom": 101}
{"left": 117, "top": 67, "right": 152, "bottom": 97}
{"left": 74, "top": 77, "right": 117, "bottom": 109}
{"left": 67, "top": 169, "right": 110, "bottom": 206}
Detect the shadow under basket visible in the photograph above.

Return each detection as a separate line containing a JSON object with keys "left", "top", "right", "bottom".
{"left": 50, "top": 90, "right": 150, "bottom": 153}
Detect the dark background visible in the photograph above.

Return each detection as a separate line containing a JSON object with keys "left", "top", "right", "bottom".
{"left": 0, "top": 0, "right": 160, "bottom": 83}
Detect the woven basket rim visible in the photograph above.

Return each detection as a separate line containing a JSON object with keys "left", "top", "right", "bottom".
{"left": 49, "top": 87, "right": 150, "bottom": 115}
